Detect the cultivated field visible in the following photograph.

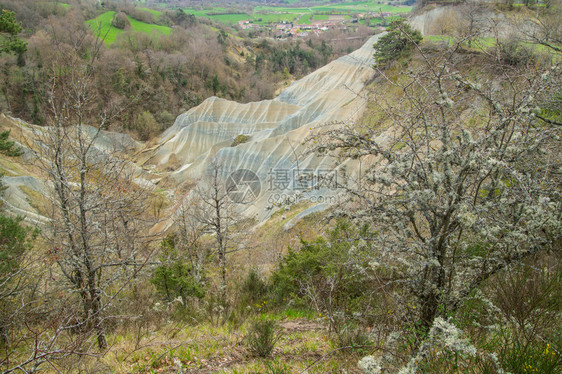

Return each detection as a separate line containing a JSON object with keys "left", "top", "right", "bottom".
{"left": 86, "top": 11, "right": 171, "bottom": 45}
{"left": 182, "top": 1, "right": 412, "bottom": 25}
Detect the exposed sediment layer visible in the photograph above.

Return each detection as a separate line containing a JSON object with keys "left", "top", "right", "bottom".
{"left": 148, "top": 34, "right": 382, "bottom": 219}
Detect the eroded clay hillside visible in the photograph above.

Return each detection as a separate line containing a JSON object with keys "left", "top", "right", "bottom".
{"left": 1, "top": 34, "right": 382, "bottom": 226}
{"left": 142, "top": 34, "right": 382, "bottom": 221}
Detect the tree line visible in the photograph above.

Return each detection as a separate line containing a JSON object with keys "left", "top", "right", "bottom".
{"left": 0, "top": 0, "right": 373, "bottom": 141}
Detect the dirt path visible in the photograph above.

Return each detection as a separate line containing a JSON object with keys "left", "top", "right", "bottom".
{"left": 280, "top": 319, "right": 326, "bottom": 333}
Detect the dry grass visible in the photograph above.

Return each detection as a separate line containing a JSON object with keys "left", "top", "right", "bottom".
{"left": 81, "top": 316, "right": 366, "bottom": 373}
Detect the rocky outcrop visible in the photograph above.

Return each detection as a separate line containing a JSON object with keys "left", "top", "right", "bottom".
{"left": 409, "top": 4, "right": 513, "bottom": 38}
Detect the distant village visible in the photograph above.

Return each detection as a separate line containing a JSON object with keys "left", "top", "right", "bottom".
{"left": 237, "top": 10, "right": 393, "bottom": 38}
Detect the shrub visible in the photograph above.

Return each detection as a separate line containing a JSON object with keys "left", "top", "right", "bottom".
{"left": 452, "top": 256, "right": 562, "bottom": 374}
{"left": 112, "top": 11, "right": 130, "bottom": 30}
{"left": 0, "top": 215, "right": 34, "bottom": 270}
{"left": 497, "top": 39, "right": 535, "bottom": 66}
{"left": 136, "top": 111, "right": 160, "bottom": 141}
{"left": 156, "top": 110, "right": 175, "bottom": 129}
{"left": 493, "top": 261, "right": 562, "bottom": 374}
{"left": 128, "top": 8, "right": 157, "bottom": 25}
{"left": 245, "top": 318, "right": 281, "bottom": 358}
{"left": 151, "top": 235, "right": 206, "bottom": 307}
{"left": 151, "top": 263, "right": 205, "bottom": 302}
{"left": 231, "top": 134, "right": 250, "bottom": 147}
{"left": 0, "top": 215, "right": 37, "bottom": 345}
{"left": 270, "top": 221, "right": 376, "bottom": 332}
{"left": 239, "top": 268, "right": 269, "bottom": 308}
{"left": 229, "top": 268, "right": 269, "bottom": 329}
{"left": 498, "top": 332, "right": 561, "bottom": 374}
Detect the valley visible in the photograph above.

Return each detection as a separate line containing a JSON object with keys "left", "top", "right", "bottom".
{"left": 0, "top": 0, "right": 560, "bottom": 373}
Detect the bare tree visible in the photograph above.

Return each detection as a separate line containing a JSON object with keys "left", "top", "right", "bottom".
{"left": 520, "top": 2, "right": 562, "bottom": 53}
{"left": 29, "top": 40, "right": 155, "bottom": 353}
{"left": 174, "top": 199, "right": 207, "bottom": 285}
{"left": 191, "top": 161, "right": 237, "bottom": 306}
{"left": 458, "top": 0, "right": 488, "bottom": 48}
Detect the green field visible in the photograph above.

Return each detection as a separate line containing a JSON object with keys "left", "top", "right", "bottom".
{"left": 183, "top": 1, "right": 411, "bottom": 26}
{"left": 255, "top": 13, "right": 301, "bottom": 25}
{"left": 298, "top": 13, "right": 313, "bottom": 24}
{"left": 86, "top": 11, "right": 171, "bottom": 45}
{"left": 309, "top": 2, "right": 412, "bottom": 12}
{"left": 208, "top": 13, "right": 252, "bottom": 23}
{"left": 253, "top": 6, "right": 311, "bottom": 13}
{"left": 140, "top": 7, "right": 162, "bottom": 19}
{"left": 254, "top": 2, "right": 411, "bottom": 13}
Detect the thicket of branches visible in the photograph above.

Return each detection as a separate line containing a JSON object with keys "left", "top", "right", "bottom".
{"left": 307, "top": 8, "right": 561, "bottom": 372}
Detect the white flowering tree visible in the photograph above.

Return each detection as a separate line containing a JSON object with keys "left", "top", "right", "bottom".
{"left": 309, "top": 34, "right": 561, "bottom": 336}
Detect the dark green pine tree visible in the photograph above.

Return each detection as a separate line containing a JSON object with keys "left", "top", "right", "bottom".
{"left": 0, "top": 129, "right": 22, "bottom": 199}
{"left": 373, "top": 18, "right": 423, "bottom": 68}
{"left": 0, "top": 9, "right": 27, "bottom": 56}
{"left": 0, "top": 9, "right": 27, "bottom": 67}
{"left": 0, "top": 129, "right": 22, "bottom": 157}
